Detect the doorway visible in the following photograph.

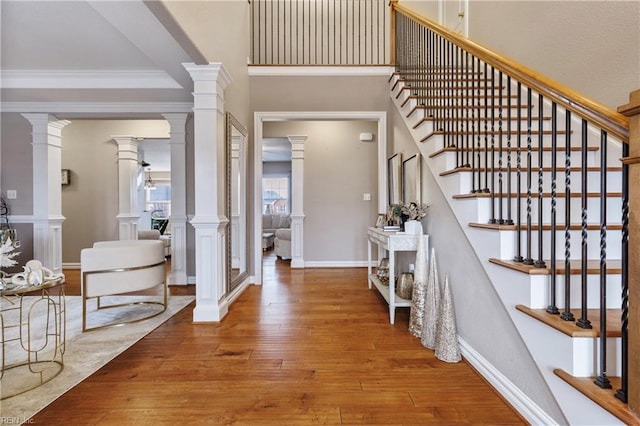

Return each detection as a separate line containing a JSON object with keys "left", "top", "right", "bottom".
{"left": 253, "top": 111, "right": 387, "bottom": 285}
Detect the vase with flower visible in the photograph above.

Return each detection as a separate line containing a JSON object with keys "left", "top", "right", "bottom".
{"left": 389, "top": 202, "right": 428, "bottom": 232}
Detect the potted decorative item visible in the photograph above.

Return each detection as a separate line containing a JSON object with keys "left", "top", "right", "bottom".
{"left": 0, "top": 237, "right": 20, "bottom": 289}
{"left": 389, "top": 202, "right": 428, "bottom": 232}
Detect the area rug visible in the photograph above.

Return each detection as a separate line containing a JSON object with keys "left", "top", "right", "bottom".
{"left": 0, "top": 294, "right": 194, "bottom": 422}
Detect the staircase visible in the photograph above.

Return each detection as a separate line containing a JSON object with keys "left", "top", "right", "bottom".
{"left": 389, "top": 69, "right": 636, "bottom": 424}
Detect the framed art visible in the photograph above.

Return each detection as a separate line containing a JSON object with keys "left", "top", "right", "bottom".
{"left": 388, "top": 153, "right": 402, "bottom": 205}
{"left": 402, "top": 154, "right": 421, "bottom": 204}
{"left": 375, "top": 214, "right": 385, "bottom": 228}
{"left": 61, "top": 169, "right": 70, "bottom": 185}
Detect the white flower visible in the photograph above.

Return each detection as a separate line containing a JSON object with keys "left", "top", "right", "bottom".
{"left": 0, "top": 237, "right": 20, "bottom": 268}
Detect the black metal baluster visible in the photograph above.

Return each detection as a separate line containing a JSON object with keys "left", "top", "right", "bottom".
{"left": 514, "top": 82, "right": 523, "bottom": 262}
{"left": 489, "top": 66, "right": 497, "bottom": 223}
{"left": 463, "top": 51, "right": 471, "bottom": 168}
{"left": 616, "top": 141, "right": 629, "bottom": 403}
{"left": 560, "top": 110, "right": 574, "bottom": 321}
{"left": 523, "top": 88, "right": 534, "bottom": 265}
{"left": 505, "top": 76, "right": 513, "bottom": 225}
{"left": 594, "top": 130, "right": 612, "bottom": 390}
{"left": 482, "top": 62, "right": 489, "bottom": 193}
{"left": 471, "top": 55, "right": 478, "bottom": 193}
{"left": 576, "top": 119, "right": 592, "bottom": 329}
{"left": 497, "top": 71, "right": 504, "bottom": 224}
{"left": 547, "top": 102, "right": 559, "bottom": 314}
{"left": 534, "top": 94, "right": 546, "bottom": 268}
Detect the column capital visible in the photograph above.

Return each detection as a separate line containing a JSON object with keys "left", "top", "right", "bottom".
{"left": 183, "top": 62, "right": 232, "bottom": 89}
{"left": 162, "top": 113, "right": 189, "bottom": 130}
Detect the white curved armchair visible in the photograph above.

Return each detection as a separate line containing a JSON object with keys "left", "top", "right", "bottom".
{"left": 81, "top": 240, "right": 166, "bottom": 331}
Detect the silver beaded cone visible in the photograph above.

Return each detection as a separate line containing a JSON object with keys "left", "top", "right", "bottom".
{"left": 408, "top": 235, "right": 429, "bottom": 337}
{"left": 435, "top": 275, "right": 462, "bottom": 363}
{"left": 420, "top": 247, "right": 440, "bottom": 349}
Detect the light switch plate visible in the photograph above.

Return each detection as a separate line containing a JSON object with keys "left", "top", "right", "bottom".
{"left": 6, "top": 190, "right": 16, "bottom": 199}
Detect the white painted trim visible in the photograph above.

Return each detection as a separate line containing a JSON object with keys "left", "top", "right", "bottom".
{"left": 459, "top": 337, "right": 558, "bottom": 426}
{"left": 6, "top": 215, "right": 33, "bottom": 223}
{"left": 62, "top": 263, "right": 81, "bottom": 269}
{"left": 248, "top": 66, "right": 394, "bottom": 77}
{"left": 0, "top": 102, "right": 193, "bottom": 114}
{"left": 253, "top": 111, "right": 387, "bottom": 286}
{"left": 1, "top": 69, "right": 182, "bottom": 89}
{"left": 304, "top": 261, "right": 370, "bottom": 268}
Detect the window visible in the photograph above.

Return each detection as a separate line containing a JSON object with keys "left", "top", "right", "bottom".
{"left": 146, "top": 183, "right": 171, "bottom": 219}
{"left": 262, "top": 177, "right": 289, "bottom": 214}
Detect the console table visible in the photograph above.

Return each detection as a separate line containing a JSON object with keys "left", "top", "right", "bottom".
{"left": 367, "top": 227, "right": 428, "bottom": 324}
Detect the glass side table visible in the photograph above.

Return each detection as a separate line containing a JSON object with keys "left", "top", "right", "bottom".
{"left": 0, "top": 276, "right": 66, "bottom": 400}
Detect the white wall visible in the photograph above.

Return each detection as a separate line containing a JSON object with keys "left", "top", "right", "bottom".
{"left": 467, "top": 1, "right": 640, "bottom": 109}
{"left": 60, "top": 120, "right": 169, "bottom": 263}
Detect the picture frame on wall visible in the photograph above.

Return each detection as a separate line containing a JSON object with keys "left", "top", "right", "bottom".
{"left": 402, "top": 154, "right": 420, "bottom": 204}
{"left": 388, "top": 153, "right": 402, "bottom": 205}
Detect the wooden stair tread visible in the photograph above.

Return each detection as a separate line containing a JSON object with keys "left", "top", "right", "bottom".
{"left": 489, "top": 258, "right": 622, "bottom": 275}
{"left": 554, "top": 369, "right": 640, "bottom": 425}
{"left": 516, "top": 305, "right": 621, "bottom": 338}
{"left": 469, "top": 222, "right": 623, "bottom": 231}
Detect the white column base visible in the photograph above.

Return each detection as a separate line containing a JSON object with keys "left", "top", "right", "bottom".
{"left": 33, "top": 217, "right": 65, "bottom": 273}
{"left": 167, "top": 218, "right": 188, "bottom": 285}
{"left": 117, "top": 214, "right": 139, "bottom": 240}
{"left": 290, "top": 214, "right": 305, "bottom": 268}
{"left": 191, "top": 217, "right": 228, "bottom": 322}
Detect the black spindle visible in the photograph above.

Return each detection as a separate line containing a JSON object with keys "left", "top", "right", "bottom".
{"left": 615, "top": 141, "right": 629, "bottom": 403}
{"left": 576, "top": 119, "right": 592, "bottom": 329}
{"left": 547, "top": 102, "right": 559, "bottom": 314}
{"left": 560, "top": 110, "right": 575, "bottom": 321}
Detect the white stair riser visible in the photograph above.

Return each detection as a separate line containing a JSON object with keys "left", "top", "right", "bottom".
{"left": 441, "top": 149, "right": 602, "bottom": 169}
{"left": 528, "top": 274, "right": 622, "bottom": 310}
{"left": 439, "top": 171, "right": 623, "bottom": 203}
{"left": 470, "top": 195, "right": 622, "bottom": 224}
{"left": 515, "top": 228, "right": 622, "bottom": 260}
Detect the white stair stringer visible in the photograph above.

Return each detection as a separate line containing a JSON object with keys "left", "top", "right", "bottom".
{"left": 391, "top": 76, "right": 624, "bottom": 425}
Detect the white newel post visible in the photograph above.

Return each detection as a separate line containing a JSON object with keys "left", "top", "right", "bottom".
{"left": 184, "top": 62, "right": 232, "bottom": 322}
{"left": 288, "top": 135, "right": 307, "bottom": 268}
{"left": 163, "top": 113, "right": 189, "bottom": 285}
{"left": 112, "top": 136, "right": 140, "bottom": 240}
{"left": 22, "top": 114, "right": 70, "bottom": 273}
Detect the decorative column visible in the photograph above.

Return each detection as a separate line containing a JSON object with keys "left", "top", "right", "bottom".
{"left": 112, "top": 136, "right": 140, "bottom": 240}
{"left": 162, "top": 113, "right": 189, "bottom": 285}
{"left": 288, "top": 135, "right": 307, "bottom": 268}
{"left": 184, "top": 62, "right": 232, "bottom": 322}
{"left": 619, "top": 88, "right": 640, "bottom": 414}
{"left": 22, "top": 114, "right": 70, "bottom": 273}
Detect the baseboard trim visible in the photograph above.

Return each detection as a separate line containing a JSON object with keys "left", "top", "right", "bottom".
{"left": 62, "top": 263, "right": 81, "bottom": 269}
{"left": 459, "top": 337, "right": 558, "bottom": 426}
{"left": 303, "top": 261, "right": 369, "bottom": 268}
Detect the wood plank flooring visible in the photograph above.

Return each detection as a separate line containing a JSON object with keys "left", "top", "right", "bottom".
{"left": 33, "top": 251, "right": 525, "bottom": 424}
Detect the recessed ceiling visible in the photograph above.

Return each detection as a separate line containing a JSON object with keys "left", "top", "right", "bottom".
{"left": 0, "top": 0, "right": 200, "bottom": 115}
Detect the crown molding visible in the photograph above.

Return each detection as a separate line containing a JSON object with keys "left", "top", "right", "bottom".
{"left": 0, "top": 69, "right": 183, "bottom": 89}
{"left": 0, "top": 101, "right": 193, "bottom": 114}
{"left": 248, "top": 65, "right": 394, "bottom": 77}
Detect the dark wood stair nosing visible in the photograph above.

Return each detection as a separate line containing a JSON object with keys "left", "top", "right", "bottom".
{"left": 489, "top": 258, "right": 622, "bottom": 275}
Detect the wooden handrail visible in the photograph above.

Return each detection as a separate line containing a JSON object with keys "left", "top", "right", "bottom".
{"left": 391, "top": 2, "right": 630, "bottom": 142}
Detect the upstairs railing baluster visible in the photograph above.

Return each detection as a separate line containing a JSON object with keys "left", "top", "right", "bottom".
{"left": 489, "top": 66, "right": 497, "bottom": 223}
{"left": 505, "top": 75, "right": 513, "bottom": 225}
{"left": 497, "top": 71, "right": 504, "bottom": 224}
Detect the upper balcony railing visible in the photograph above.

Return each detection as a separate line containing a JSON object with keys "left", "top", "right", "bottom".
{"left": 250, "top": 0, "right": 390, "bottom": 65}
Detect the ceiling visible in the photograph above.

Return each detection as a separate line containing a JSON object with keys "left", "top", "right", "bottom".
{"left": 0, "top": 0, "right": 204, "bottom": 118}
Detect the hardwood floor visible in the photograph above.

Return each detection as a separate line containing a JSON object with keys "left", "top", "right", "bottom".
{"left": 34, "top": 251, "right": 525, "bottom": 424}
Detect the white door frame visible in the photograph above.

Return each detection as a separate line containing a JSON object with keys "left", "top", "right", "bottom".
{"left": 253, "top": 111, "right": 387, "bottom": 285}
